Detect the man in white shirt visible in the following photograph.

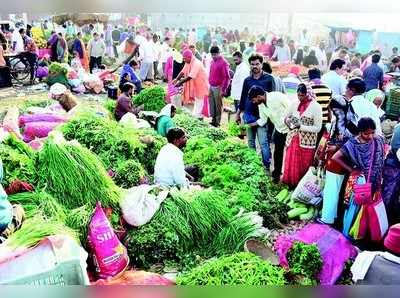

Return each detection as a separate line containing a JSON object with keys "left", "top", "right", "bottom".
{"left": 154, "top": 128, "right": 189, "bottom": 188}
{"left": 188, "top": 28, "right": 197, "bottom": 46}
{"left": 231, "top": 51, "right": 250, "bottom": 110}
{"left": 322, "top": 59, "right": 348, "bottom": 96}
{"left": 248, "top": 86, "right": 291, "bottom": 183}
{"left": 150, "top": 34, "right": 161, "bottom": 80}
{"left": 88, "top": 32, "right": 106, "bottom": 73}
{"left": 138, "top": 34, "right": 155, "bottom": 81}
{"left": 313, "top": 41, "right": 328, "bottom": 72}
{"left": 272, "top": 38, "right": 291, "bottom": 63}
{"left": 11, "top": 28, "right": 24, "bottom": 54}
{"left": 346, "top": 78, "right": 382, "bottom": 136}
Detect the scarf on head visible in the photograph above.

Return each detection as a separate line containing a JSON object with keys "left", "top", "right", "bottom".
{"left": 297, "top": 82, "right": 316, "bottom": 114}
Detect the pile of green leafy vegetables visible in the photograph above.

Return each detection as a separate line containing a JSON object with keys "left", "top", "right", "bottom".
{"left": 184, "top": 136, "right": 270, "bottom": 212}
{"left": 133, "top": 85, "right": 166, "bottom": 112}
{"left": 176, "top": 252, "right": 287, "bottom": 285}
{"left": 113, "top": 160, "right": 147, "bottom": 188}
{"left": 8, "top": 191, "right": 92, "bottom": 245}
{"left": 48, "top": 62, "right": 69, "bottom": 76}
{"left": 125, "top": 189, "right": 262, "bottom": 270}
{"left": 37, "top": 138, "right": 121, "bottom": 210}
{"left": 61, "top": 111, "right": 165, "bottom": 173}
{"left": 0, "top": 134, "right": 37, "bottom": 187}
{"left": 174, "top": 113, "right": 228, "bottom": 141}
{"left": 287, "top": 241, "right": 323, "bottom": 285}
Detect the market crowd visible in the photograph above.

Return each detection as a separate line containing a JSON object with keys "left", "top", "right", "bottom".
{"left": 1, "top": 22, "right": 400, "bottom": 255}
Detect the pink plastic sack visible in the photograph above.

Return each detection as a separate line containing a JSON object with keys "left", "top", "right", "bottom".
{"left": 19, "top": 114, "right": 66, "bottom": 127}
{"left": 274, "top": 224, "right": 358, "bottom": 285}
{"left": 88, "top": 202, "right": 129, "bottom": 280}
{"left": 22, "top": 121, "right": 60, "bottom": 143}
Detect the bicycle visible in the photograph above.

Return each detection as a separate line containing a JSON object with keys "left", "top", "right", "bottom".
{"left": 6, "top": 53, "right": 37, "bottom": 85}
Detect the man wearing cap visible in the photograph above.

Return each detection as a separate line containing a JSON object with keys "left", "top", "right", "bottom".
{"left": 282, "top": 65, "right": 302, "bottom": 101}
{"left": 247, "top": 86, "right": 291, "bottom": 183}
{"left": 174, "top": 49, "right": 209, "bottom": 119}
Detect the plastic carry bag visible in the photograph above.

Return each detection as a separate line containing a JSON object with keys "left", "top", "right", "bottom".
{"left": 120, "top": 185, "right": 169, "bottom": 227}
{"left": 275, "top": 223, "right": 358, "bottom": 285}
{"left": 19, "top": 114, "right": 66, "bottom": 127}
{"left": 88, "top": 202, "right": 129, "bottom": 280}
{"left": 292, "top": 167, "right": 324, "bottom": 206}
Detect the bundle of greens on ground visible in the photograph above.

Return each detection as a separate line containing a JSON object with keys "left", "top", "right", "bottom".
{"left": 113, "top": 160, "right": 147, "bottom": 188}
{"left": 287, "top": 241, "right": 323, "bottom": 285}
{"left": 37, "top": 138, "right": 121, "bottom": 210}
{"left": 5, "top": 215, "right": 78, "bottom": 249}
{"left": 125, "top": 189, "right": 263, "bottom": 270}
{"left": 8, "top": 191, "right": 66, "bottom": 221}
{"left": 176, "top": 252, "right": 287, "bottom": 285}
{"left": 61, "top": 111, "right": 165, "bottom": 173}
{"left": 133, "top": 85, "right": 166, "bottom": 112}
{"left": 0, "top": 134, "right": 37, "bottom": 187}
{"left": 174, "top": 113, "right": 227, "bottom": 141}
{"left": 184, "top": 136, "right": 270, "bottom": 211}
{"left": 210, "top": 211, "right": 266, "bottom": 256}
{"left": 103, "top": 99, "right": 117, "bottom": 117}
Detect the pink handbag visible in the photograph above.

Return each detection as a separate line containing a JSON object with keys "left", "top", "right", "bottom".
{"left": 353, "top": 139, "right": 375, "bottom": 205}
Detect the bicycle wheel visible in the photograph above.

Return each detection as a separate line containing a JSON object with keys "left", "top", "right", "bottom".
{"left": 9, "top": 57, "right": 31, "bottom": 83}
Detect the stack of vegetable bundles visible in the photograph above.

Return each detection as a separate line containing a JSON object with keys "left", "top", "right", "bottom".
{"left": 125, "top": 189, "right": 266, "bottom": 270}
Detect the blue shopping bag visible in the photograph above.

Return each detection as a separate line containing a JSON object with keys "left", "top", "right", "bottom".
{"left": 342, "top": 176, "right": 366, "bottom": 238}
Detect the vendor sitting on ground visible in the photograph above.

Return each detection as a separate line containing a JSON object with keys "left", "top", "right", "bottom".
{"left": 120, "top": 59, "right": 142, "bottom": 94}
{"left": 0, "top": 160, "right": 25, "bottom": 244}
{"left": 155, "top": 104, "right": 177, "bottom": 137}
{"left": 115, "top": 82, "right": 141, "bottom": 121}
{"left": 154, "top": 128, "right": 191, "bottom": 188}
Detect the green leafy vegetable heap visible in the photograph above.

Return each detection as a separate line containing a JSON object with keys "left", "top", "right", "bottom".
{"left": 133, "top": 85, "right": 166, "bottom": 112}
{"left": 37, "top": 139, "right": 121, "bottom": 210}
{"left": 184, "top": 136, "right": 269, "bottom": 211}
{"left": 174, "top": 113, "right": 227, "bottom": 141}
{"left": 103, "top": 99, "right": 117, "bottom": 117}
{"left": 0, "top": 134, "right": 37, "bottom": 187}
{"left": 48, "top": 62, "right": 69, "bottom": 76}
{"left": 61, "top": 112, "right": 165, "bottom": 173}
{"left": 287, "top": 241, "right": 323, "bottom": 285}
{"left": 126, "top": 189, "right": 261, "bottom": 270}
{"left": 176, "top": 252, "right": 287, "bottom": 285}
{"left": 113, "top": 160, "right": 147, "bottom": 188}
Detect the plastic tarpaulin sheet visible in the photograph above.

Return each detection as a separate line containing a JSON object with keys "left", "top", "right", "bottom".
{"left": 376, "top": 32, "right": 400, "bottom": 57}
{"left": 356, "top": 31, "right": 374, "bottom": 54}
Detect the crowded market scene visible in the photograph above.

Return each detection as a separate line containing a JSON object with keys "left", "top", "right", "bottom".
{"left": 1, "top": 6, "right": 400, "bottom": 286}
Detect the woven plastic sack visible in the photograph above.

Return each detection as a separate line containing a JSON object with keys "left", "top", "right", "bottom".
{"left": 19, "top": 114, "right": 66, "bottom": 127}
{"left": 22, "top": 121, "right": 60, "bottom": 143}
{"left": 274, "top": 223, "right": 358, "bottom": 285}
{"left": 88, "top": 202, "right": 129, "bottom": 280}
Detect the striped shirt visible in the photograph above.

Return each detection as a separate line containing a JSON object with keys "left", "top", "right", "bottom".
{"left": 311, "top": 83, "right": 332, "bottom": 125}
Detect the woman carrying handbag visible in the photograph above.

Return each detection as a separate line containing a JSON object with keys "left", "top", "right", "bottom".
{"left": 331, "top": 117, "right": 388, "bottom": 242}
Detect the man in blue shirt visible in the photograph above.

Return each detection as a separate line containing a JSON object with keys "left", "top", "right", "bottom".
{"left": 236, "top": 53, "right": 275, "bottom": 170}
{"left": 363, "top": 54, "right": 384, "bottom": 92}
{"left": 119, "top": 59, "right": 142, "bottom": 94}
